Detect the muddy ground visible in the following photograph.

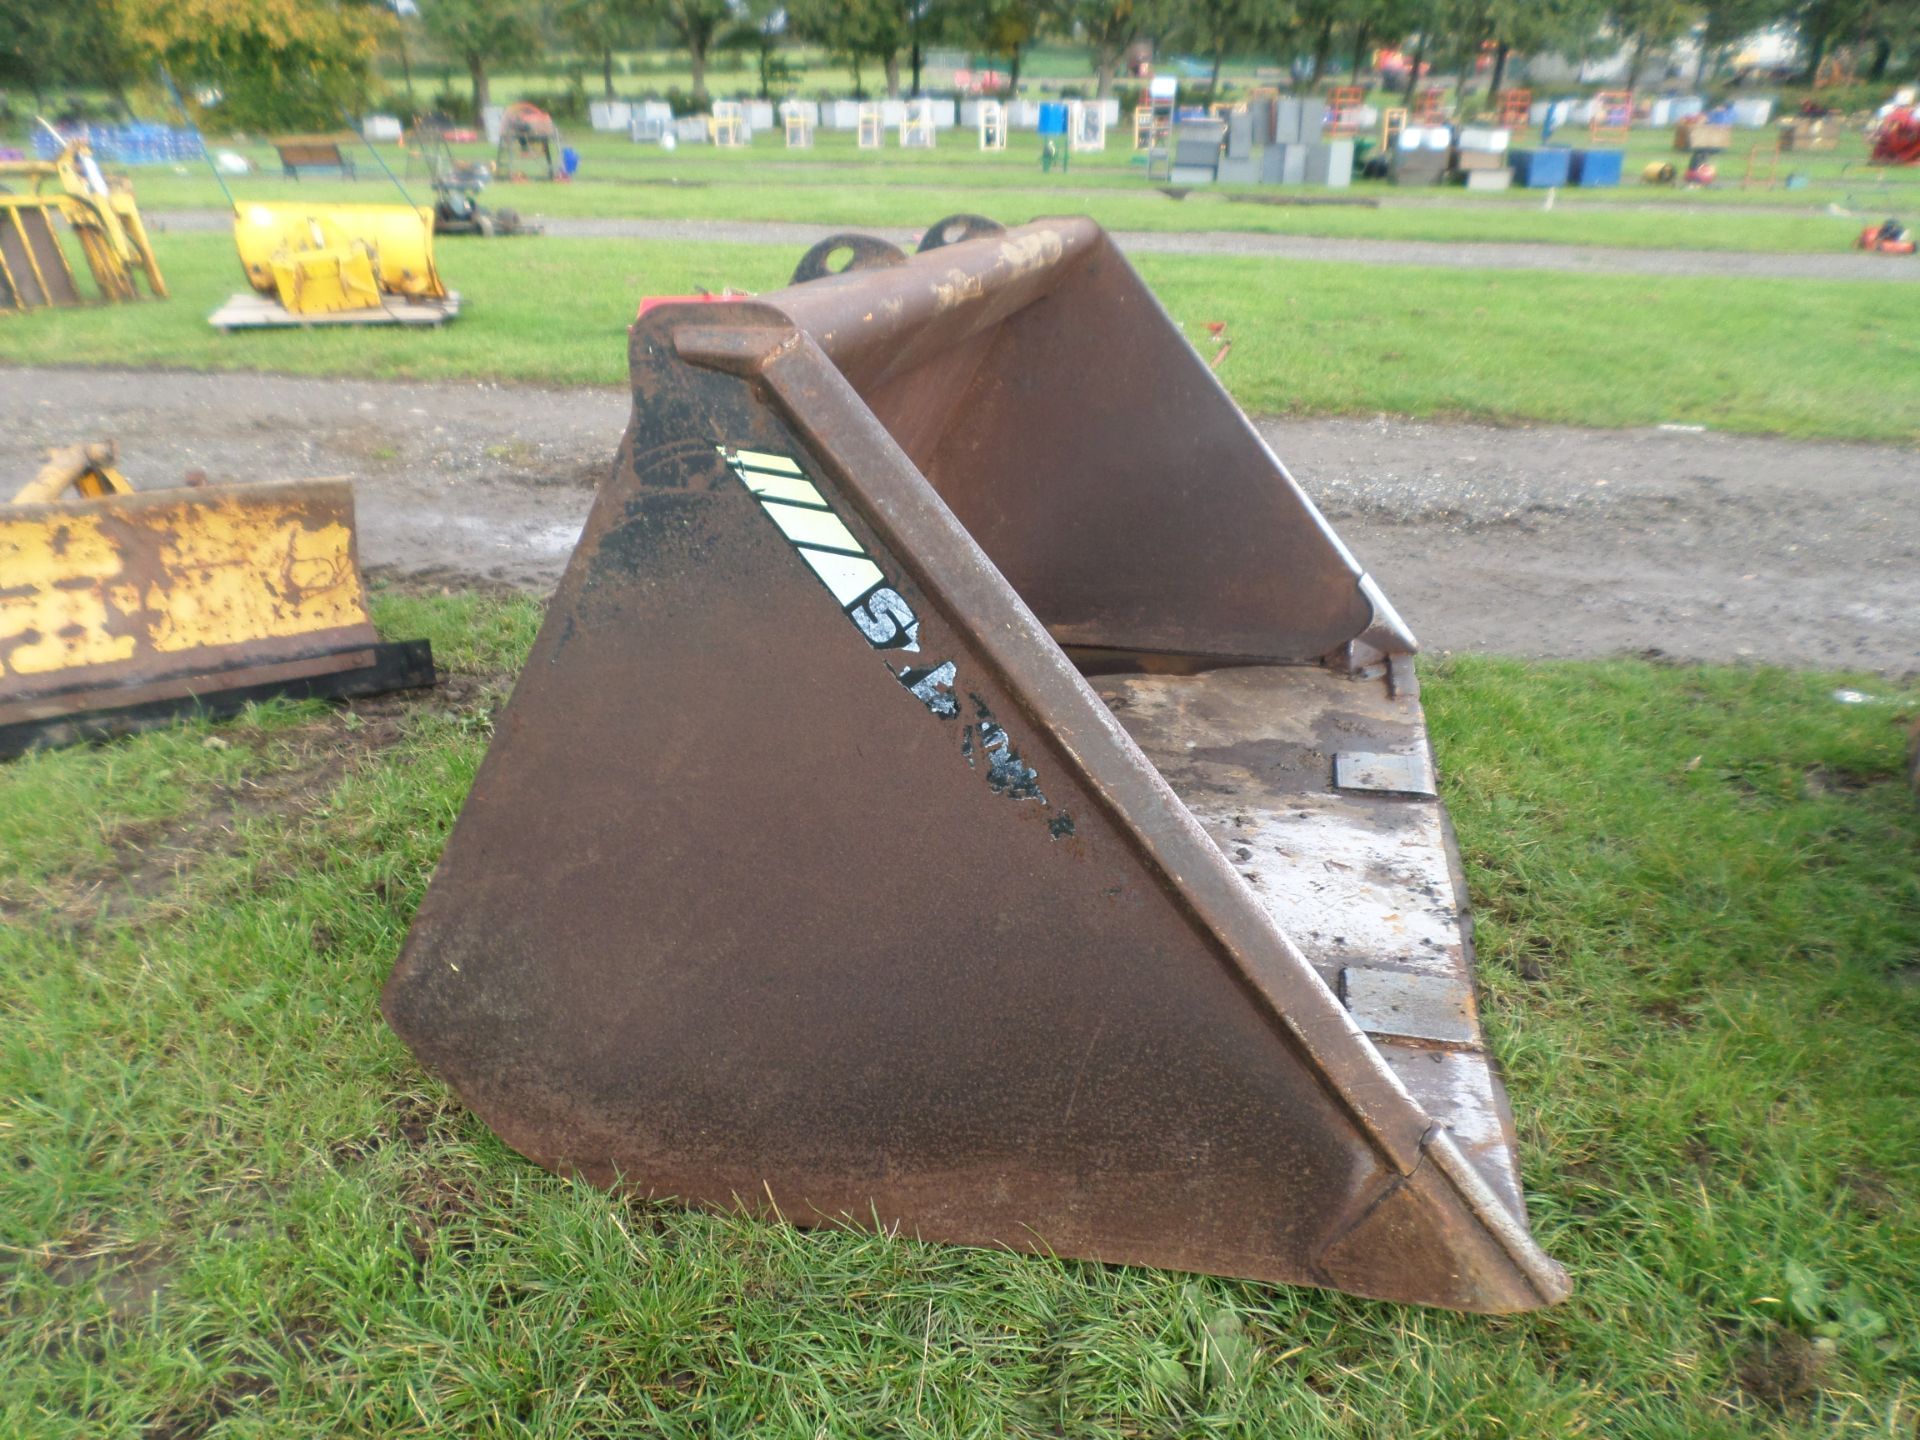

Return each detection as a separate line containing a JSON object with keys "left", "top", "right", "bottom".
{"left": 6, "top": 366, "right": 1915, "bottom": 674}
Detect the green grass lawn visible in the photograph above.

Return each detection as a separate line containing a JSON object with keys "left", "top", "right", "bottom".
{"left": 2, "top": 590, "right": 1916, "bottom": 1437}
{"left": 53, "top": 126, "right": 1918, "bottom": 256}
{"left": 3, "top": 231, "right": 1914, "bottom": 443}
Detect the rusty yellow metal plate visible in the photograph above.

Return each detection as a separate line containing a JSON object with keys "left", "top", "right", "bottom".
{"left": 0, "top": 479, "right": 378, "bottom": 703}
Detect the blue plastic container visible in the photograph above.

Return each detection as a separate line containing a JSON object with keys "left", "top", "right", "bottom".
{"left": 1569, "top": 148, "right": 1623, "bottom": 186}
{"left": 32, "top": 122, "right": 203, "bottom": 164}
{"left": 1509, "top": 147, "right": 1571, "bottom": 187}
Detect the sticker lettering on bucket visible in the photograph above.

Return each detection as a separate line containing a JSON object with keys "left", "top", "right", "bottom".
{"left": 720, "top": 446, "right": 920, "bottom": 652}
{"left": 719, "top": 444, "right": 1068, "bottom": 834}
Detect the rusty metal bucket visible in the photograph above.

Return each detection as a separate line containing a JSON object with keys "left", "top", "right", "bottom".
{"left": 1, "top": 444, "right": 433, "bottom": 757}
{"left": 382, "top": 216, "right": 1569, "bottom": 1313}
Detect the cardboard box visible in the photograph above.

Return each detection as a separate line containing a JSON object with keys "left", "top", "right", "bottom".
{"left": 1676, "top": 121, "right": 1732, "bottom": 150}
{"left": 1453, "top": 149, "right": 1505, "bottom": 171}
{"left": 1779, "top": 119, "right": 1838, "bottom": 151}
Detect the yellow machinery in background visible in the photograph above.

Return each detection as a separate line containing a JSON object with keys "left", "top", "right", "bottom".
{"left": 12, "top": 442, "right": 133, "bottom": 502}
{"left": 229, "top": 200, "right": 447, "bottom": 316}
{"left": 1, "top": 442, "right": 434, "bottom": 757}
{"left": 0, "top": 132, "right": 167, "bottom": 312}
{"left": 153, "top": 67, "right": 457, "bottom": 328}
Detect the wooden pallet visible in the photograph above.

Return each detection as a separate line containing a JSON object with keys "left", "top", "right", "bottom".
{"left": 209, "top": 290, "right": 460, "bottom": 331}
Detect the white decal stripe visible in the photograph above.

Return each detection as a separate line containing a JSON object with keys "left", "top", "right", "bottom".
{"left": 757, "top": 500, "right": 866, "bottom": 555}
{"left": 730, "top": 448, "right": 803, "bottom": 474}
{"left": 798, "top": 548, "right": 887, "bottom": 606}
{"left": 737, "top": 472, "right": 831, "bottom": 508}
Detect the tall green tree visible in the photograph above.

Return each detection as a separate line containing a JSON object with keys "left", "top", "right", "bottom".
{"left": 732, "top": 0, "right": 788, "bottom": 99}
{"left": 1163, "top": 0, "right": 1287, "bottom": 92}
{"left": 0, "top": 0, "right": 67, "bottom": 107}
{"left": 1339, "top": 0, "right": 1423, "bottom": 92}
{"left": 1796, "top": 0, "right": 1918, "bottom": 84}
{"left": 1610, "top": 0, "right": 1702, "bottom": 87}
{"left": 1297, "top": 0, "right": 1346, "bottom": 82}
{"left": 553, "top": 0, "right": 636, "bottom": 100}
{"left": 0, "top": 0, "right": 143, "bottom": 112}
{"left": 642, "top": 0, "right": 734, "bottom": 106}
{"left": 789, "top": 0, "right": 897, "bottom": 95}
{"left": 1067, "top": 0, "right": 1165, "bottom": 97}
{"left": 131, "top": 0, "right": 392, "bottom": 129}
{"left": 965, "top": 0, "right": 1057, "bottom": 94}
{"left": 421, "top": 0, "right": 540, "bottom": 118}
{"left": 1692, "top": 0, "right": 1775, "bottom": 83}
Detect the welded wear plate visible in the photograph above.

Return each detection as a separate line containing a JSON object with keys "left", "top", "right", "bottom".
{"left": 1334, "top": 749, "right": 1438, "bottom": 797}
{"left": 1098, "top": 662, "right": 1525, "bottom": 1219}
{"left": 1342, "top": 967, "right": 1478, "bottom": 1047}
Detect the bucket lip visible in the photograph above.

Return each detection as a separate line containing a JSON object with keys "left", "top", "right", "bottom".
{"left": 635, "top": 291, "right": 743, "bottom": 320}
{"left": 741, "top": 334, "right": 1563, "bottom": 1305}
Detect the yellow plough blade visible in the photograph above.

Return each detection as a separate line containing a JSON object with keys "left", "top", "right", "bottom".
{"left": 2, "top": 449, "right": 433, "bottom": 757}
{"left": 234, "top": 201, "right": 446, "bottom": 313}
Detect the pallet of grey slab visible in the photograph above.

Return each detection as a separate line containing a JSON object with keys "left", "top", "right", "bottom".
{"left": 1168, "top": 119, "right": 1227, "bottom": 184}
{"left": 1270, "top": 95, "right": 1321, "bottom": 145}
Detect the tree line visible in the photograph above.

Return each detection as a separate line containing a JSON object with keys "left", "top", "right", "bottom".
{"left": 3, "top": 0, "right": 1913, "bottom": 131}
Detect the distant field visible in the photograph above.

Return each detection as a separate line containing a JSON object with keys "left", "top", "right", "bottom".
{"left": 3, "top": 231, "right": 1914, "bottom": 443}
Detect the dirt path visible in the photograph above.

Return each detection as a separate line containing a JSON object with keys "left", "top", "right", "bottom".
{"left": 6, "top": 366, "right": 1915, "bottom": 674}
{"left": 145, "top": 210, "right": 1910, "bottom": 283}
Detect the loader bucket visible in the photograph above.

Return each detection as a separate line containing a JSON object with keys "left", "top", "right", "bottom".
{"left": 233, "top": 201, "right": 446, "bottom": 311}
{"left": 381, "top": 216, "right": 1570, "bottom": 1314}
{"left": 1, "top": 448, "right": 433, "bottom": 757}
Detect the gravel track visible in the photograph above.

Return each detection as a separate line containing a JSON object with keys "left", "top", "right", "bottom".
{"left": 144, "top": 210, "right": 1911, "bottom": 282}
{"left": 6, "top": 366, "right": 1915, "bottom": 673}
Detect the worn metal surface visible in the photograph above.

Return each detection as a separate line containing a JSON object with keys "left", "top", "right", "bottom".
{"left": 383, "top": 216, "right": 1567, "bottom": 1313}
{"left": 0, "top": 639, "right": 433, "bottom": 759}
{"left": 1, "top": 474, "right": 432, "bottom": 752}
{"left": 1096, "top": 662, "right": 1529, "bottom": 1219}
{"left": 0, "top": 202, "right": 79, "bottom": 310}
